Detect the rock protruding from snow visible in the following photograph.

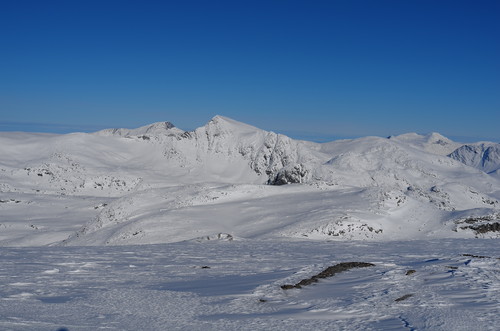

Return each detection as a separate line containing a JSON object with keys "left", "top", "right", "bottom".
{"left": 268, "top": 163, "right": 309, "bottom": 185}
{"left": 191, "top": 233, "right": 235, "bottom": 242}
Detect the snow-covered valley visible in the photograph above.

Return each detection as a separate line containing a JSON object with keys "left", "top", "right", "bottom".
{"left": 0, "top": 115, "right": 499, "bottom": 329}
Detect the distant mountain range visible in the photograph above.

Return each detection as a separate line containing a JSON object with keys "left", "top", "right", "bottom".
{"left": 0, "top": 115, "right": 498, "bottom": 246}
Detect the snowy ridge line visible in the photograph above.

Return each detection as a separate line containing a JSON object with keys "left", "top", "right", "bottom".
{"left": 449, "top": 142, "right": 500, "bottom": 174}
{"left": 0, "top": 115, "right": 499, "bottom": 246}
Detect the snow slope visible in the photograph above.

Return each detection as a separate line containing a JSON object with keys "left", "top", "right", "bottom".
{"left": 0, "top": 115, "right": 499, "bottom": 246}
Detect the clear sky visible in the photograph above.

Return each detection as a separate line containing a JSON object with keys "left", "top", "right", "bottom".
{"left": 1, "top": 0, "right": 499, "bottom": 141}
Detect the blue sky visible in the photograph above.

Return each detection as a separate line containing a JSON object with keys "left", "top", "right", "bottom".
{"left": 1, "top": 0, "right": 499, "bottom": 141}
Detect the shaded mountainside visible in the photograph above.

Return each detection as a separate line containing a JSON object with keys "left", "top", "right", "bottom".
{"left": 0, "top": 115, "right": 499, "bottom": 246}
{"left": 448, "top": 143, "right": 500, "bottom": 174}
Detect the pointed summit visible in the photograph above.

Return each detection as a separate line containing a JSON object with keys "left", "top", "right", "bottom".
{"left": 425, "top": 132, "right": 452, "bottom": 145}
{"left": 204, "top": 115, "right": 263, "bottom": 136}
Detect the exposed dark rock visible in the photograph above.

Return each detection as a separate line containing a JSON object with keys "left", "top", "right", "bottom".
{"left": 281, "top": 262, "right": 375, "bottom": 290}
{"left": 461, "top": 222, "right": 500, "bottom": 234}
{"left": 180, "top": 131, "right": 194, "bottom": 139}
{"left": 455, "top": 215, "right": 500, "bottom": 235}
{"left": 268, "top": 164, "right": 308, "bottom": 185}
{"left": 472, "top": 222, "right": 500, "bottom": 234}
{"left": 462, "top": 216, "right": 492, "bottom": 224}
{"left": 462, "top": 254, "right": 490, "bottom": 259}
{"left": 0, "top": 199, "right": 21, "bottom": 204}
{"left": 395, "top": 294, "right": 414, "bottom": 302}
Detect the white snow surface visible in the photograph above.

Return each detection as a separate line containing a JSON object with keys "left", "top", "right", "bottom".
{"left": 0, "top": 240, "right": 499, "bottom": 330}
{"left": 1, "top": 115, "right": 499, "bottom": 329}
{"left": 388, "top": 132, "right": 462, "bottom": 156}
{"left": 1, "top": 115, "right": 498, "bottom": 246}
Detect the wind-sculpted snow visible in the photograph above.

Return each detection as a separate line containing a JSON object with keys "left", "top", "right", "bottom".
{"left": 0, "top": 240, "right": 499, "bottom": 330}
{"left": 0, "top": 116, "right": 500, "bottom": 246}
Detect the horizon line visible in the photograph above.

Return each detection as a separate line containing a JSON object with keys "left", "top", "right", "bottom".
{"left": 0, "top": 120, "right": 498, "bottom": 144}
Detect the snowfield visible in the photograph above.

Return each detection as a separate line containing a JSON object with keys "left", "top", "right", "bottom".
{"left": 0, "top": 240, "right": 498, "bottom": 330}
{"left": 0, "top": 115, "right": 499, "bottom": 329}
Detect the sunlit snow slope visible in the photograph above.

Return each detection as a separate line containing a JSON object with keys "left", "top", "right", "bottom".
{"left": 0, "top": 115, "right": 499, "bottom": 246}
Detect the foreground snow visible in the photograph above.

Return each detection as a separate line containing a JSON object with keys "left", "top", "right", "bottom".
{"left": 0, "top": 239, "right": 498, "bottom": 330}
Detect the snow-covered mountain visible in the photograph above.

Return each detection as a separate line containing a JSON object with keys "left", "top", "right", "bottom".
{"left": 0, "top": 115, "right": 499, "bottom": 246}
{"left": 448, "top": 142, "right": 500, "bottom": 175}
{"left": 388, "top": 132, "right": 462, "bottom": 155}
{"left": 95, "top": 115, "right": 316, "bottom": 185}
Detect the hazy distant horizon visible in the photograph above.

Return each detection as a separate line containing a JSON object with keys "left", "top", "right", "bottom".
{"left": 0, "top": 117, "right": 497, "bottom": 144}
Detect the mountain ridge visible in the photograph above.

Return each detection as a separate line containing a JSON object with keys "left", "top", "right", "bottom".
{"left": 449, "top": 142, "right": 500, "bottom": 174}
{"left": 0, "top": 115, "right": 499, "bottom": 246}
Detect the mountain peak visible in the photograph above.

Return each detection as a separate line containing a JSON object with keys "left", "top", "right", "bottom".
{"left": 140, "top": 121, "right": 177, "bottom": 134}
{"left": 204, "top": 115, "right": 262, "bottom": 136}
{"left": 210, "top": 115, "right": 230, "bottom": 122}
{"left": 388, "top": 132, "right": 460, "bottom": 155}
{"left": 426, "top": 132, "right": 451, "bottom": 144}
{"left": 209, "top": 115, "right": 249, "bottom": 127}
